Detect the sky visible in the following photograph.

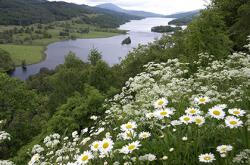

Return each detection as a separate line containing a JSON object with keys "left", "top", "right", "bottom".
{"left": 48, "top": 0, "right": 210, "bottom": 15}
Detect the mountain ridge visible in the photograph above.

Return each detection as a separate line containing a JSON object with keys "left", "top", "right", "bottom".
{"left": 96, "top": 3, "right": 164, "bottom": 18}
{"left": 0, "top": 0, "right": 140, "bottom": 26}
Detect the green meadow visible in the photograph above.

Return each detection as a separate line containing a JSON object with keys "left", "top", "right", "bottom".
{"left": 0, "top": 22, "right": 124, "bottom": 66}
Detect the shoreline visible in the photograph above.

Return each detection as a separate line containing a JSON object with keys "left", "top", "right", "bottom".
{"left": 3, "top": 31, "right": 124, "bottom": 68}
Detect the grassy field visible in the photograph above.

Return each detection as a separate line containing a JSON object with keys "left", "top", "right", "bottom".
{"left": 0, "top": 22, "right": 123, "bottom": 66}
{"left": 0, "top": 44, "right": 44, "bottom": 66}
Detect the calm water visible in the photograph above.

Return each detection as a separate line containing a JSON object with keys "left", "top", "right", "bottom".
{"left": 11, "top": 18, "right": 173, "bottom": 80}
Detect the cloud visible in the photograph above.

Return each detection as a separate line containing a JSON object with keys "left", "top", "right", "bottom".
{"left": 48, "top": 0, "right": 209, "bottom": 14}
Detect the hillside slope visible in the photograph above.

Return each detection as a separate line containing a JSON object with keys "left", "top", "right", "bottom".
{"left": 0, "top": 0, "right": 139, "bottom": 26}
{"left": 96, "top": 3, "right": 164, "bottom": 17}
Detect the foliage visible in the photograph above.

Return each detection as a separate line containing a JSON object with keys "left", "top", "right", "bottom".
{"left": 88, "top": 48, "right": 102, "bottom": 65}
{"left": 26, "top": 42, "right": 250, "bottom": 164}
{"left": 210, "top": 0, "right": 250, "bottom": 49}
{"left": 0, "top": 73, "right": 48, "bottom": 159}
{"left": 0, "top": 0, "right": 139, "bottom": 27}
{"left": 151, "top": 26, "right": 182, "bottom": 33}
{"left": 0, "top": 49, "right": 15, "bottom": 72}
{"left": 184, "top": 9, "right": 232, "bottom": 62}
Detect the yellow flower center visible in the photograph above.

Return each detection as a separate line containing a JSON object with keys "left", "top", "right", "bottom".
{"left": 233, "top": 111, "right": 240, "bottom": 115}
{"left": 126, "top": 124, "right": 133, "bottom": 129}
{"left": 160, "top": 111, "right": 168, "bottom": 116}
{"left": 102, "top": 142, "right": 109, "bottom": 149}
{"left": 184, "top": 117, "right": 190, "bottom": 121}
{"left": 190, "top": 109, "right": 196, "bottom": 114}
{"left": 127, "top": 132, "right": 132, "bottom": 137}
{"left": 81, "top": 155, "right": 89, "bottom": 161}
{"left": 94, "top": 144, "right": 99, "bottom": 148}
{"left": 128, "top": 144, "right": 136, "bottom": 150}
{"left": 158, "top": 100, "right": 164, "bottom": 105}
{"left": 213, "top": 110, "right": 221, "bottom": 116}
{"left": 204, "top": 156, "right": 211, "bottom": 161}
{"left": 199, "top": 98, "right": 206, "bottom": 102}
{"left": 195, "top": 119, "right": 202, "bottom": 124}
{"left": 230, "top": 121, "right": 237, "bottom": 125}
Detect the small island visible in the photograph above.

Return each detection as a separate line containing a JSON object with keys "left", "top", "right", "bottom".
{"left": 151, "top": 25, "right": 182, "bottom": 33}
{"left": 122, "top": 37, "right": 131, "bottom": 45}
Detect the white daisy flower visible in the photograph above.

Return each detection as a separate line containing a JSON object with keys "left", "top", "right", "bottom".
{"left": 198, "top": 153, "right": 215, "bottom": 163}
{"left": 90, "top": 115, "right": 98, "bottom": 120}
{"left": 121, "top": 121, "right": 137, "bottom": 132}
{"left": 193, "top": 116, "right": 205, "bottom": 126}
{"left": 99, "top": 138, "right": 114, "bottom": 154}
{"left": 194, "top": 96, "right": 210, "bottom": 105}
{"left": 120, "top": 141, "right": 141, "bottom": 154}
{"left": 153, "top": 98, "right": 168, "bottom": 109}
{"left": 182, "top": 137, "right": 188, "bottom": 141}
{"left": 225, "top": 116, "right": 243, "bottom": 128}
{"left": 154, "top": 108, "right": 174, "bottom": 119}
{"left": 77, "top": 151, "right": 93, "bottom": 164}
{"left": 185, "top": 107, "right": 201, "bottom": 115}
{"left": 139, "top": 132, "right": 151, "bottom": 139}
{"left": 228, "top": 108, "right": 246, "bottom": 117}
{"left": 170, "top": 120, "right": 182, "bottom": 126}
{"left": 169, "top": 148, "right": 174, "bottom": 152}
{"left": 216, "top": 145, "right": 233, "bottom": 154}
{"left": 145, "top": 113, "right": 155, "bottom": 119}
{"left": 90, "top": 141, "right": 100, "bottom": 152}
{"left": 208, "top": 106, "right": 225, "bottom": 119}
{"left": 118, "top": 130, "right": 137, "bottom": 140}
{"left": 179, "top": 115, "right": 193, "bottom": 124}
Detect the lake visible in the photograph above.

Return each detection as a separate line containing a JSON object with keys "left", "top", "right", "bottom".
{"left": 11, "top": 17, "right": 173, "bottom": 80}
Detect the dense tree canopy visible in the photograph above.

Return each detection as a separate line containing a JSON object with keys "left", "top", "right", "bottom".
{"left": 0, "top": 49, "right": 15, "bottom": 72}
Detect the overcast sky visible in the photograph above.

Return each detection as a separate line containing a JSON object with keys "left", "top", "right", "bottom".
{"left": 48, "top": 0, "right": 209, "bottom": 15}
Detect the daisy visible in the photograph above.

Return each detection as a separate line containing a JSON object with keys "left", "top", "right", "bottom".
{"left": 153, "top": 98, "right": 168, "bottom": 109}
{"left": 77, "top": 151, "right": 93, "bottom": 164}
{"left": 119, "top": 130, "right": 137, "bottom": 140}
{"left": 154, "top": 108, "right": 174, "bottom": 119}
{"left": 185, "top": 107, "right": 201, "bottom": 115}
{"left": 198, "top": 153, "right": 215, "bottom": 163}
{"left": 208, "top": 106, "right": 225, "bottom": 119}
{"left": 225, "top": 116, "right": 243, "bottom": 128}
{"left": 193, "top": 116, "right": 205, "bottom": 126}
{"left": 170, "top": 120, "right": 182, "bottom": 126}
{"left": 194, "top": 96, "right": 210, "bottom": 105}
{"left": 139, "top": 132, "right": 151, "bottom": 139}
{"left": 99, "top": 138, "right": 114, "bottom": 154}
{"left": 216, "top": 145, "right": 233, "bottom": 154}
{"left": 120, "top": 141, "right": 141, "bottom": 154}
{"left": 228, "top": 108, "right": 246, "bottom": 117}
{"left": 121, "top": 121, "right": 137, "bottom": 132}
{"left": 179, "top": 115, "right": 193, "bottom": 124}
{"left": 90, "top": 141, "right": 100, "bottom": 152}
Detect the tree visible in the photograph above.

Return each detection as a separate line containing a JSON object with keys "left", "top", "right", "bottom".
{"left": 0, "top": 73, "right": 47, "bottom": 159}
{"left": 88, "top": 48, "right": 102, "bottom": 65}
{"left": 184, "top": 9, "right": 232, "bottom": 62}
{"left": 0, "top": 49, "right": 15, "bottom": 73}
{"left": 89, "top": 61, "right": 113, "bottom": 92}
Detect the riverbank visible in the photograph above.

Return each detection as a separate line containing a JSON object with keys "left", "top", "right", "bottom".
{"left": 0, "top": 22, "right": 126, "bottom": 66}
{"left": 0, "top": 31, "right": 122, "bottom": 66}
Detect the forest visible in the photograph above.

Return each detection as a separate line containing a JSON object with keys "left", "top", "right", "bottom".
{"left": 0, "top": 0, "right": 250, "bottom": 164}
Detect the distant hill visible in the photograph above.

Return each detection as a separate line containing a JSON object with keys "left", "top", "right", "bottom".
{"left": 96, "top": 3, "right": 164, "bottom": 18}
{"left": 166, "top": 9, "right": 201, "bottom": 26}
{"left": 0, "top": 0, "right": 139, "bottom": 27}
{"left": 165, "top": 10, "right": 201, "bottom": 18}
